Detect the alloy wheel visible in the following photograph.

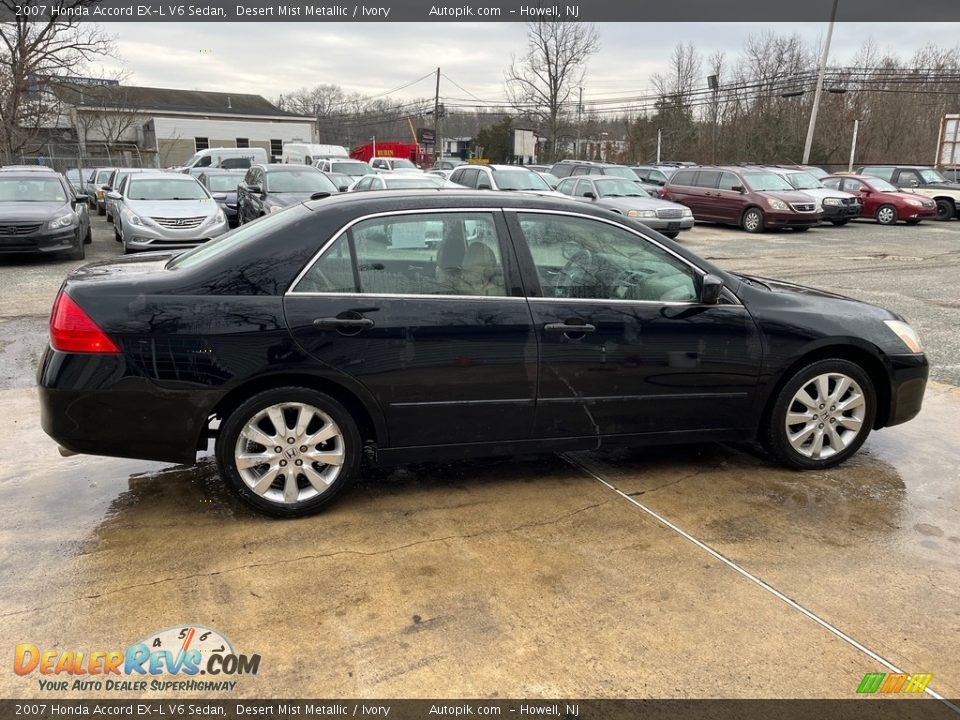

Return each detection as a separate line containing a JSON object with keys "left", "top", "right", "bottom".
{"left": 784, "top": 372, "right": 867, "bottom": 460}
{"left": 877, "top": 206, "right": 896, "bottom": 224}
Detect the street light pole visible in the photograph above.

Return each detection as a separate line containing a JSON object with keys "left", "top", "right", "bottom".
{"left": 802, "top": 0, "right": 839, "bottom": 165}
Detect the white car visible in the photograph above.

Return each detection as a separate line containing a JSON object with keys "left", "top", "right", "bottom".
{"left": 767, "top": 167, "right": 863, "bottom": 226}
{"left": 369, "top": 157, "right": 423, "bottom": 174}
{"left": 449, "top": 164, "right": 567, "bottom": 199}
{"left": 109, "top": 173, "right": 228, "bottom": 253}
{"left": 348, "top": 174, "right": 459, "bottom": 192}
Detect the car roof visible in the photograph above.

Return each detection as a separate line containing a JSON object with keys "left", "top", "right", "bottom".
{"left": 0, "top": 165, "right": 58, "bottom": 172}
{"left": 260, "top": 163, "right": 321, "bottom": 171}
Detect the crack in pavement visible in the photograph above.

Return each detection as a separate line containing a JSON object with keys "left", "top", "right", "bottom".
{"left": 0, "top": 499, "right": 611, "bottom": 620}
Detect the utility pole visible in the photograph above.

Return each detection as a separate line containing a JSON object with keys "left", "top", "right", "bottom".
{"left": 433, "top": 67, "right": 442, "bottom": 165}
{"left": 656, "top": 128, "right": 662, "bottom": 164}
{"left": 847, "top": 119, "right": 859, "bottom": 172}
{"left": 576, "top": 86, "right": 583, "bottom": 160}
{"left": 802, "top": 0, "right": 838, "bottom": 165}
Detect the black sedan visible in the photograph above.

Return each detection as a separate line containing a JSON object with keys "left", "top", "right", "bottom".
{"left": 0, "top": 169, "right": 91, "bottom": 260}
{"left": 39, "top": 192, "right": 928, "bottom": 517}
{"left": 198, "top": 169, "right": 245, "bottom": 228}
{"left": 236, "top": 164, "right": 338, "bottom": 224}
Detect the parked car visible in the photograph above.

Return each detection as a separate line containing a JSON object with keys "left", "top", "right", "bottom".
{"left": 765, "top": 167, "right": 862, "bottom": 225}
{"left": 237, "top": 164, "right": 338, "bottom": 224}
{"left": 312, "top": 158, "right": 371, "bottom": 180}
{"left": 449, "top": 164, "right": 563, "bottom": 197}
{"left": 322, "top": 172, "right": 353, "bottom": 192}
{"left": 857, "top": 165, "right": 960, "bottom": 220}
{"left": 432, "top": 158, "right": 465, "bottom": 171}
{"left": 104, "top": 169, "right": 157, "bottom": 223}
{"left": 38, "top": 190, "right": 928, "bottom": 517}
{"left": 550, "top": 160, "right": 644, "bottom": 183}
{"left": 91, "top": 167, "right": 117, "bottom": 215}
{"left": 349, "top": 174, "right": 454, "bottom": 191}
{"left": 198, "top": 170, "right": 245, "bottom": 228}
{"left": 369, "top": 157, "right": 422, "bottom": 173}
{"left": 109, "top": 172, "right": 228, "bottom": 253}
{"left": 822, "top": 174, "right": 937, "bottom": 225}
{"left": 65, "top": 168, "right": 97, "bottom": 197}
{"left": 556, "top": 175, "right": 693, "bottom": 238}
{"left": 535, "top": 171, "right": 561, "bottom": 189}
{"left": 0, "top": 168, "right": 90, "bottom": 259}
{"left": 180, "top": 147, "right": 268, "bottom": 176}
{"left": 940, "top": 167, "right": 960, "bottom": 183}
{"left": 663, "top": 166, "right": 821, "bottom": 233}
{"left": 630, "top": 166, "right": 673, "bottom": 186}
{"left": 768, "top": 164, "right": 831, "bottom": 181}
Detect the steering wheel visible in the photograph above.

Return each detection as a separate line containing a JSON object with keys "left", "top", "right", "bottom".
{"left": 555, "top": 248, "right": 593, "bottom": 297}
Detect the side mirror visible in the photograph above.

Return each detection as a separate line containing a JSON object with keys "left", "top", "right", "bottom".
{"left": 211, "top": 193, "right": 227, "bottom": 201}
{"left": 246, "top": 184, "right": 262, "bottom": 194}
{"left": 907, "top": 179, "right": 919, "bottom": 187}
{"left": 700, "top": 274, "right": 724, "bottom": 304}
{"left": 584, "top": 191, "right": 597, "bottom": 199}
{"left": 106, "top": 191, "right": 121, "bottom": 201}
{"left": 477, "top": 182, "right": 492, "bottom": 190}
{"left": 731, "top": 185, "right": 745, "bottom": 193}
{"left": 73, "top": 195, "right": 89, "bottom": 205}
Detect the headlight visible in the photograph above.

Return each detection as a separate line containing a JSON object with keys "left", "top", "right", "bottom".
{"left": 627, "top": 209, "right": 656, "bottom": 218}
{"left": 213, "top": 209, "right": 226, "bottom": 224}
{"left": 48, "top": 213, "right": 75, "bottom": 229}
{"left": 822, "top": 197, "right": 841, "bottom": 206}
{"left": 125, "top": 210, "right": 143, "bottom": 226}
{"left": 883, "top": 320, "right": 923, "bottom": 353}
{"left": 905, "top": 198, "right": 922, "bottom": 208}
{"left": 681, "top": 208, "right": 693, "bottom": 217}
{"left": 766, "top": 198, "right": 789, "bottom": 211}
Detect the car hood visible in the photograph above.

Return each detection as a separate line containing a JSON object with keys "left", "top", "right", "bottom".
{"left": 736, "top": 273, "right": 898, "bottom": 321}
{"left": 0, "top": 201, "right": 70, "bottom": 221}
{"left": 919, "top": 181, "right": 960, "bottom": 191}
{"left": 125, "top": 199, "right": 218, "bottom": 217}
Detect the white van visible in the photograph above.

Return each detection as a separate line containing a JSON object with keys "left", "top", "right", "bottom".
{"left": 282, "top": 143, "right": 349, "bottom": 165}
{"left": 181, "top": 147, "right": 267, "bottom": 176}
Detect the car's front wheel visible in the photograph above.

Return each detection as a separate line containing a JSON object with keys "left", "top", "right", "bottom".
{"left": 216, "top": 388, "right": 361, "bottom": 517}
{"left": 935, "top": 198, "right": 955, "bottom": 221}
{"left": 762, "top": 359, "right": 876, "bottom": 470}
{"left": 742, "top": 207, "right": 764, "bottom": 233}
{"left": 876, "top": 204, "right": 898, "bottom": 225}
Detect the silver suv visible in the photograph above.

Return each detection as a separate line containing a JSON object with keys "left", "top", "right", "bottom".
{"left": 109, "top": 173, "right": 228, "bottom": 253}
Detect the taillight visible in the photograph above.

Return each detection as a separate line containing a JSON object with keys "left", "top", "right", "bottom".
{"left": 49, "top": 291, "right": 119, "bottom": 354}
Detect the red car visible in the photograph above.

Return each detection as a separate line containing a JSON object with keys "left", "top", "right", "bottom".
{"left": 823, "top": 174, "right": 937, "bottom": 225}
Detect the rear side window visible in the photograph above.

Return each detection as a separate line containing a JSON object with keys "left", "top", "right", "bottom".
{"left": 295, "top": 213, "right": 508, "bottom": 297}
{"left": 861, "top": 167, "right": 894, "bottom": 182}
{"left": 696, "top": 171, "right": 722, "bottom": 189}
{"left": 670, "top": 170, "right": 697, "bottom": 187}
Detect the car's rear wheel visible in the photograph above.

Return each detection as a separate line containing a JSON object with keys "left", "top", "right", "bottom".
{"left": 216, "top": 388, "right": 360, "bottom": 518}
{"left": 762, "top": 359, "right": 875, "bottom": 470}
{"left": 876, "top": 204, "right": 898, "bottom": 225}
{"left": 742, "top": 207, "right": 764, "bottom": 233}
{"left": 935, "top": 198, "right": 955, "bottom": 221}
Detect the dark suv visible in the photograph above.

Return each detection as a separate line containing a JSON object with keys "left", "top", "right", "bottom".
{"left": 857, "top": 166, "right": 960, "bottom": 221}
{"left": 663, "top": 166, "right": 821, "bottom": 233}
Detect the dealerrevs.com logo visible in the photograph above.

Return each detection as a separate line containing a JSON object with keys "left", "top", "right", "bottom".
{"left": 13, "top": 625, "right": 261, "bottom": 692}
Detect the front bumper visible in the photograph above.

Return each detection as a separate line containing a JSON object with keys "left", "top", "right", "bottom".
{"left": 640, "top": 217, "right": 695, "bottom": 232}
{"left": 884, "top": 352, "right": 929, "bottom": 427}
{"left": 0, "top": 226, "right": 79, "bottom": 255}
{"left": 765, "top": 210, "right": 822, "bottom": 229}
{"left": 821, "top": 203, "right": 862, "bottom": 220}
{"left": 124, "top": 217, "right": 229, "bottom": 250}
{"left": 903, "top": 205, "right": 937, "bottom": 220}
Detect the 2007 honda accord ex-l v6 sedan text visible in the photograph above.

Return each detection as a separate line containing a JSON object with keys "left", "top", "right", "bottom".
{"left": 38, "top": 191, "right": 929, "bottom": 517}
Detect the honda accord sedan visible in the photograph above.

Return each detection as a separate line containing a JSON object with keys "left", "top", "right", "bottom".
{"left": 0, "top": 168, "right": 91, "bottom": 260}
{"left": 38, "top": 191, "right": 928, "bottom": 517}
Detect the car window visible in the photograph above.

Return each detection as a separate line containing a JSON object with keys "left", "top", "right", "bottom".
{"left": 842, "top": 179, "right": 864, "bottom": 192}
{"left": 576, "top": 180, "right": 594, "bottom": 198}
{"left": 896, "top": 169, "right": 922, "bottom": 185}
{"left": 461, "top": 168, "right": 480, "bottom": 188}
{"left": 295, "top": 213, "right": 507, "bottom": 297}
{"left": 516, "top": 213, "right": 699, "bottom": 303}
{"left": 822, "top": 178, "right": 842, "bottom": 190}
{"left": 695, "top": 171, "right": 722, "bottom": 189}
{"left": 718, "top": 172, "right": 741, "bottom": 191}
{"left": 556, "top": 178, "right": 576, "bottom": 195}
{"left": 670, "top": 170, "right": 697, "bottom": 187}
{"left": 861, "top": 167, "right": 894, "bottom": 182}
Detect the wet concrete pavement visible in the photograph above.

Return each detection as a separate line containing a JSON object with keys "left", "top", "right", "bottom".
{"left": 2, "top": 218, "right": 959, "bottom": 703}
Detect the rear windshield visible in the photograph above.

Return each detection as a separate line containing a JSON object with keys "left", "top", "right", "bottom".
{"left": 128, "top": 178, "right": 209, "bottom": 200}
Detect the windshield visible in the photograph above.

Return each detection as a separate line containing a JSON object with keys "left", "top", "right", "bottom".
{"left": 920, "top": 169, "right": 948, "bottom": 183}
{"left": 331, "top": 162, "right": 369, "bottom": 177}
{"left": 867, "top": 177, "right": 898, "bottom": 193}
{"left": 384, "top": 176, "right": 444, "bottom": 189}
{"left": 128, "top": 178, "right": 209, "bottom": 201}
{"left": 0, "top": 178, "right": 67, "bottom": 203}
{"left": 265, "top": 170, "right": 337, "bottom": 193}
{"left": 743, "top": 172, "right": 794, "bottom": 192}
{"left": 595, "top": 178, "right": 647, "bottom": 197}
{"left": 785, "top": 172, "right": 823, "bottom": 190}
{"left": 204, "top": 175, "right": 242, "bottom": 192}
{"left": 390, "top": 159, "right": 418, "bottom": 170}
{"left": 603, "top": 167, "right": 641, "bottom": 181}
{"left": 495, "top": 170, "right": 550, "bottom": 191}
{"left": 168, "top": 208, "right": 300, "bottom": 270}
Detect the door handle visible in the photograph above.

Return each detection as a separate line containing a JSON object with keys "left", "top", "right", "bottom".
{"left": 544, "top": 322, "right": 597, "bottom": 335}
{"left": 313, "top": 317, "right": 375, "bottom": 330}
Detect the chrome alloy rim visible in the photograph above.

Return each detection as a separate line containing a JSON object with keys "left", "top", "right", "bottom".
{"left": 877, "top": 207, "right": 895, "bottom": 224}
{"left": 785, "top": 373, "right": 867, "bottom": 460}
{"left": 744, "top": 211, "right": 761, "bottom": 231}
{"left": 234, "top": 402, "right": 344, "bottom": 504}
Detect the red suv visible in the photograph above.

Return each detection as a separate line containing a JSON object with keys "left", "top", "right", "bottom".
{"left": 823, "top": 174, "right": 937, "bottom": 225}
{"left": 662, "top": 166, "right": 821, "bottom": 233}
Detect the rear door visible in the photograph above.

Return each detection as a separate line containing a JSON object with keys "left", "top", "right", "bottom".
{"left": 284, "top": 209, "right": 537, "bottom": 448}
{"left": 505, "top": 210, "right": 761, "bottom": 441}
{"left": 689, "top": 169, "right": 722, "bottom": 220}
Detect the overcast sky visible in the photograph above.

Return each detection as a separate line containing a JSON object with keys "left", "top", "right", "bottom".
{"left": 95, "top": 22, "right": 959, "bottom": 106}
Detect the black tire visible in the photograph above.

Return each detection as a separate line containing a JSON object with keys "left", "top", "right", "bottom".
{"left": 761, "top": 358, "right": 876, "bottom": 470}
{"left": 105, "top": 212, "right": 112, "bottom": 223}
{"left": 84, "top": 225, "right": 92, "bottom": 244}
{"left": 662, "top": 231, "right": 679, "bottom": 239}
{"left": 876, "top": 204, "right": 898, "bottom": 225}
{"left": 216, "top": 387, "right": 361, "bottom": 518}
{"left": 830, "top": 219, "right": 849, "bottom": 226}
{"left": 935, "top": 198, "right": 955, "bottom": 222}
{"left": 906, "top": 219, "right": 921, "bottom": 225}
{"left": 66, "top": 234, "right": 85, "bottom": 260}
{"left": 115, "top": 225, "right": 122, "bottom": 243}
{"left": 741, "top": 207, "right": 764, "bottom": 233}
{"left": 97, "top": 203, "right": 105, "bottom": 216}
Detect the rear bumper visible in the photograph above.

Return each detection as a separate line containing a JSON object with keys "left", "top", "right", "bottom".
{"left": 884, "top": 353, "right": 929, "bottom": 428}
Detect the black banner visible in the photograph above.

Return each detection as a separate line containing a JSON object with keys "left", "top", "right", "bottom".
{"left": 2, "top": 699, "right": 960, "bottom": 720}
{"left": 1, "top": 0, "right": 959, "bottom": 22}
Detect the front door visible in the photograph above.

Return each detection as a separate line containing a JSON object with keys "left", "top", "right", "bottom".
{"left": 506, "top": 211, "right": 762, "bottom": 441}
{"left": 284, "top": 210, "right": 537, "bottom": 448}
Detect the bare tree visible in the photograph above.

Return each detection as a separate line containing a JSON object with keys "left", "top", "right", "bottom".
{"left": 505, "top": 21, "right": 599, "bottom": 161}
{"left": 0, "top": 1, "right": 113, "bottom": 160}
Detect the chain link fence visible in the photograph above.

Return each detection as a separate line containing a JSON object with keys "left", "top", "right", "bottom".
{"left": 1, "top": 143, "right": 160, "bottom": 172}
